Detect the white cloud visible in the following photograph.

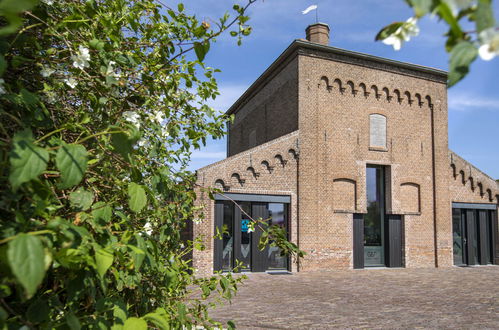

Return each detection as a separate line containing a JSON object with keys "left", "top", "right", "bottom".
{"left": 448, "top": 94, "right": 499, "bottom": 112}
{"left": 191, "top": 151, "right": 226, "bottom": 159}
{"left": 206, "top": 84, "right": 249, "bottom": 113}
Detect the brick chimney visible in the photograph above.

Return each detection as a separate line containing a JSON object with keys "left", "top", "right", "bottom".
{"left": 305, "top": 23, "right": 330, "bottom": 45}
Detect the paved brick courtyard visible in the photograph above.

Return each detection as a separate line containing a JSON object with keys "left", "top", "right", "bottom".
{"left": 209, "top": 267, "right": 499, "bottom": 329}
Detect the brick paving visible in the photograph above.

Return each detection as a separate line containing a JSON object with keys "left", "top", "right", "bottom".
{"left": 209, "top": 267, "right": 499, "bottom": 329}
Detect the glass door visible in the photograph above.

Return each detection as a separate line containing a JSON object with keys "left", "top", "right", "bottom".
{"left": 214, "top": 200, "right": 289, "bottom": 272}
{"left": 364, "top": 166, "right": 385, "bottom": 267}
{"left": 452, "top": 208, "right": 466, "bottom": 266}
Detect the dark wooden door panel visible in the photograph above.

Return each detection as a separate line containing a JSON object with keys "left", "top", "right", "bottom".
{"left": 387, "top": 215, "right": 403, "bottom": 268}
{"left": 353, "top": 214, "right": 364, "bottom": 269}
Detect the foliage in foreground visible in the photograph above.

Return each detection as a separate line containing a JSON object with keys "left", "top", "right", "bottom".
{"left": 0, "top": 0, "right": 296, "bottom": 328}
{"left": 376, "top": 0, "right": 498, "bottom": 86}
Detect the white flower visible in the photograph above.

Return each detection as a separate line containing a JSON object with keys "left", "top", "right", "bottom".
{"left": 45, "top": 91, "right": 57, "bottom": 104}
{"left": 71, "top": 45, "right": 90, "bottom": 70}
{"left": 193, "top": 218, "right": 202, "bottom": 225}
{"left": 478, "top": 27, "right": 499, "bottom": 61}
{"left": 247, "top": 227, "right": 254, "bottom": 233}
{"left": 382, "top": 35, "right": 403, "bottom": 51}
{"left": 41, "top": 66, "right": 55, "bottom": 77}
{"left": 64, "top": 77, "right": 78, "bottom": 88}
{"left": 123, "top": 111, "right": 141, "bottom": 128}
{"left": 106, "top": 60, "right": 120, "bottom": 78}
{"left": 0, "top": 79, "right": 6, "bottom": 95}
{"left": 180, "top": 243, "right": 185, "bottom": 249}
{"left": 143, "top": 222, "right": 153, "bottom": 235}
{"left": 41, "top": 0, "right": 54, "bottom": 4}
{"left": 151, "top": 111, "right": 164, "bottom": 124}
{"left": 382, "top": 17, "right": 420, "bottom": 51}
{"left": 137, "top": 138, "right": 150, "bottom": 148}
{"left": 161, "top": 126, "right": 169, "bottom": 137}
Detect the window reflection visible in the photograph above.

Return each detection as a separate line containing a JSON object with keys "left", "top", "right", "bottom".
{"left": 364, "top": 166, "right": 385, "bottom": 266}
{"left": 268, "top": 203, "right": 288, "bottom": 269}
{"left": 222, "top": 202, "right": 233, "bottom": 270}
{"left": 239, "top": 202, "right": 251, "bottom": 270}
{"left": 216, "top": 200, "right": 289, "bottom": 272}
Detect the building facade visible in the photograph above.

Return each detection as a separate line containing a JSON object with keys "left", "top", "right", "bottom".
{"left": 194, "top": 24, "right": 499, "bottom": 275}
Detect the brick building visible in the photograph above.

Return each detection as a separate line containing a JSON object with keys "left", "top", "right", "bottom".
{"left": 194, "top": 24, "right": 499, "bottom": 275}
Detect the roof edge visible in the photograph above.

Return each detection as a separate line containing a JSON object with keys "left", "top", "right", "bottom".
{"left": 226, "top": 39, "right": 448, "bottom": 116}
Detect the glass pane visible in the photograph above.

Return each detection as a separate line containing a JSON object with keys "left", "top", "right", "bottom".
{"left": 239, "top": 202, "right": 251, "bottom": 270}
{"left": 452, "top": 208, "right": 465, "bottom": 266}
{"left": 267, "top": 203, "right": 288, "bottom": 269}
{"left": 221, "top": 202, "right": 234, "bottom": 270}
{"left": 364, "top": 166, "right": 385, "bottom": 266}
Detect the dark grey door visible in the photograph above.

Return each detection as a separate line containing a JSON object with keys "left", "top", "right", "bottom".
{"left": 492, "top": 210, "right": 499, "bottom": 265}
{"left": 465, "top": 209, "right": 478, "bottom": 265}
{"left": 452, "top": 208, "right": 467, "bottom": 266}
{"left": 478, "top": 210, "right": 489, "bottom": 265}
{"left": 353, "top": 213, "right": 364, "bottom": 269}
{"left": 452, "top": 207, "right": 497, "bottom": 266}
{"left": 386, "top": 215, "right": 403, "bottom": 267}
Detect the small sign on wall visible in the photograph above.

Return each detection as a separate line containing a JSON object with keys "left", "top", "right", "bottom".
{"left": 241, "top": 219, "right": 250, "bottom": 232}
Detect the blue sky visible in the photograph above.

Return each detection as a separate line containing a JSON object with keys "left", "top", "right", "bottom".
{"left": 180, "top": 0, "right": 499, "bottom": 179}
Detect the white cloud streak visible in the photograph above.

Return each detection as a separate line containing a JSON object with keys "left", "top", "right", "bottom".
{"left": 449, "top": 94, "right": 499, "bottom": 112}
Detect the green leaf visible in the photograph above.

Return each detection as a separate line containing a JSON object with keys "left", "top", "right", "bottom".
{"left": 27, "top": 298, "right": 50, "bottom": 323}
{"left": 143, "top": 312, "right": 170, "bottom": 329}
{"left": 475, "top": 0, "right": 495, "bottom": 33}
{"left": 92, "top": 202, "right": 112, "bottom": 223}
{"left": 66, "top": 312, "right": 81, "bottom": 330}
{"left": 0, "top": 0, "right": 38, "bottom": 36}
{"left": 448, "top": 41, "right": 478, "bottom": 87}
{"left": 111, "top": 132, "right": 133, "bottom": 160}
{"left": 56, "top": 143, "right": 88, "bottom": 189}
{"left": 19, "top": 88, "right": 39, "bottom": 107}
{"left": 194, "top": 41, "right": 210, "bottom": 62}
{"left": 128, "top": 245, "right": 145, "bottom": 270}
{"left": 0, "top": 55, "right": 6, "bottom": 76}
{"left": 89, "top": 38, "right": 105, "bottom": 50}
{"left": 0, "top": 306, "right": 7, "bottom": 322}
{"left": 128, "top": 183, "right": 147, "bottom": 213}
{"left": 7, "top": 234, "right": 46, "bottom": 298}
{"left": 408, "top": 0, "right": 434, "bottom": 17}
{"left": 95, "top": 247, "right": 113, "bottom": 278}
{"left": 9, "top": 129, "right": 49, "bottom": 190}
{"left": 227, "top": 320, "right": 236, "bottom": 330}
{"left": 375, "top": 22, "right": 404, "bottom": 41}
{"left": 437, "top": 2, "right": 463, "bottom": 38}
{"left": 69, "top": 187, "right": 94, "bottom": 211}
{"left": 123, "top": 317, "right": 147, "bottom": 330}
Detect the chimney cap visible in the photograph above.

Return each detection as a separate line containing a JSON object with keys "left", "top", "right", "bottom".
{"left": 305, "top": 22, "right": 330, "bottom": 45}
{"left": 306, "top": 22, "right": 330, "bottom": 31}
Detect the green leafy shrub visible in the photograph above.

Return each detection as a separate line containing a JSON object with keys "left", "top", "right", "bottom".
{"left": 0, "top": 0, "right": 268, "bottom": 328}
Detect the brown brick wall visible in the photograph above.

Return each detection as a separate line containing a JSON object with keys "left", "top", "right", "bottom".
{"left": 194, "top": 131, "right": 299, "bottom": 276}
{"left": 297, "top": 53, "right": 449, "bottom": 270}
{"left": 228, "top": 57, "right": 298, "bottom": 156}
{"left": 449, "top": 151, "right": 499, "bottom": 205}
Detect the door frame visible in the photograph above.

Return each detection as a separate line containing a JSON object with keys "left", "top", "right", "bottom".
{"left": 452, "top": 203, "right": 498, "bottom": 266}
{"left": 213, "top": 193, "right": 291, "bottom": 273}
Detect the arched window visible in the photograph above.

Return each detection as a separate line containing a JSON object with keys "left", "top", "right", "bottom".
{"left": 369, "top": 114, "right": 386, "bottom": 148}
